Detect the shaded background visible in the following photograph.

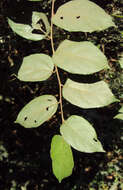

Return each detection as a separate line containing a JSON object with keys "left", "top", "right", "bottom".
{"left": 0, "top": 0, "right": 123, "bottom": 189}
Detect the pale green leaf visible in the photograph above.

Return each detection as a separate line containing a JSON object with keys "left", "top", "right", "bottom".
{"left": 53, "top": 40, "right": 109, "bottom": 74}
{"left": 114, "top": 106, "right": 123, "bottom": 120}
{"left": 52, "top": 0, "right": 116, "bottom": 32}
{"left": 63, "top": 79, "right": 119, "bottom": 108}
{"left": 60, "top": 115, "right": 105, "bottom": 153}
{"left": 8, "top": 18, "right": 44, "bottom": 41}
{"left": 119, "top": 106, "right": 123, "bottom": 113}
{"left": 114, "top": 113, "right": 123, "bottom": 120}
{"left": 18, "top": 54, "right": 54, "bottom": 82}
{"left": 50, "top": 135, "right": 74, "bottom": 183}
{"left": 32, "top": 12, "right": 50, "bottom": 34}
{"left": 15, "top": 95, "right": 58, "bottom": 128}
{"left": 119, "top": 57, "right": 123, "bottom": 69}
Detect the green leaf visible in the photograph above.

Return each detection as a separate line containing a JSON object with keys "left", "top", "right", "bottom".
{"left": 119, "top": 57, "right": 123, "bottom": 69}
{"left": 63, "top": 79, "right": 119, "bottom": 108}
{"left": 15, "top": 95, "right": 58, "bottom": 128}
{"left": 60, "top": 115, "right": 105, "bottom": 153}
{"left": 18, "top": 54, "right": 54, "bottom": 82}
{"left": 119, "top": 106, "right": 123, "bottom": 113}
{"left": 50, "top": 135, "right": 74, "bottom": 183}
{"left": 114, "top": 106, "right": 123, "bottom": 120}
{"left": 52, "top": 0, "right": 116, "bottom": 32}
{"left": 53, "top": 40, "right": 109, "bottom": 74}
{"left": 114, "top": 113, "right": 123, "bottom": 120}
{"left": 32, "top": 12, "right": 50, "bottom": 34}
{"left": 8, "top": 18, "right": 44, "bottom": 41}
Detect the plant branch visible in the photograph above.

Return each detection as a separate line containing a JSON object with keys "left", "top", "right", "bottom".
{"left": 51, "top": 0, "right": 64, "bottom": 123}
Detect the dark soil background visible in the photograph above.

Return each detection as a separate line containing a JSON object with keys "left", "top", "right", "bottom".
{"left": 0, "top": 0, "right": 123, "bottom": 189}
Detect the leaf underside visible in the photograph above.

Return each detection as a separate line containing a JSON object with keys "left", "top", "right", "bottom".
{"left": 8, "top": 11, "right": 50, "bottom": 40}
{"left": 32, "top": 11, "right": 50, "bottom": 34}
{"left": 53, "top": 40, "right": 109, "bottom": 74}
{"left": 63, "top": 79, "right": 119, "bottom": 108}
{"left": 8, "top": 18, "right": 44, "bottom": 41}
{"left": 15, "top": 95, "right": 58, "bottom": 128}
{"left": 60, "top": 115, "right": 105, "bottom": 153}
{"left": 53, "top": 0, "right": 116, "bottom": 32}
{"left": 18, "top": 54, "right": 54, "bottom": 82}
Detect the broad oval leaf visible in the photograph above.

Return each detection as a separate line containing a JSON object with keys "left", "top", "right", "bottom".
{"left": 63, "top": 79, "right": 119, "bottom": 108}
{"left": 15, "top": 95, "right": 58, "bottom": 128}
{"left": 52, "top": 40, "right": 109, "bottom": 74}
{"left": 50, "top": 135, "right": 74, "bottom": 183}
{"left": 8, "top": 18, "right": 45, "bottom": 41}
{"left": 52, "top": 0, "right": 116, "bottom": 32}
{"left": 60, "top": 115, "right": 105, "bottom": 153}
{"left": 18, "top": 54, "right": 54, "bottom": 82}
{"left": 32, "top": 12, "right": 50, "bottom": 34}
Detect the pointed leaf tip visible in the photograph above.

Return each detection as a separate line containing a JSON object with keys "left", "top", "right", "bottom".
{"left": 8, "top": 18, "right": 45, "bottom": 41}
{"left": 16, "top": 95, "right": 58, "bottom": 128}
{"left": 60, "top": 115, "right": 105, "bottom": 153}
{"left": 50, "top": 135, "right": 74, "bottom": 182}
{"left": 8, "top": 11, "right": 50, "bottom": 41}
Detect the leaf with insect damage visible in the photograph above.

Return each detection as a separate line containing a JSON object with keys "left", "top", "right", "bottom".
{"left": 15, "top": 95, "right": 58, "bottom": 128}
{"left": 60, "top": 115, "right": 105, "bottom": 153}
{"left": 52, "top": 0, "right": 116, "bottom": 32}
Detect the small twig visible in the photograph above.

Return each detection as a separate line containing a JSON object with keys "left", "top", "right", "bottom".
{"left": 112, "top": 14, "right": 123, "bottom": 18}
{"left": 50, "top": 0, "right": 65, "bottom": 123}
{"left": 38, "top": 27, "right": 51, "bottom": 40}
{"left": 101, "top": 43, "right": 105, "bottom": 54}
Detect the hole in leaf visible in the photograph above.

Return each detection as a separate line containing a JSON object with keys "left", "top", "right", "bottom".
{"left": 34, "top": 120, "right": 37, "bottom": 123}
{"left": 24, "top": 117, "right": 28, "bottom": 121}
{"left": 76, "top": 16, "right": 80, "bottom": 19}
{"left": 60, "top": 16, "right": 63, "bottom": 19}
{"left": 93, "top": 138, "right": 98, "bottom": 142}
{"left": 46, "top": 107, "right": 49, "bottom": 111}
